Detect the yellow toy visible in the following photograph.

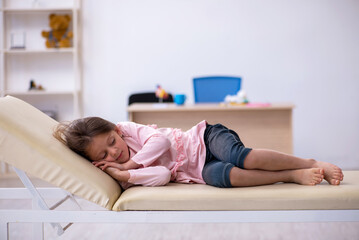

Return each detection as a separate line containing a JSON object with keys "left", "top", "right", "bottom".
{"left": 41, "top": 14, "right": 73, "bottom": 48}
{"left": 155, "top": 85, "right": 169, "bottom": 102}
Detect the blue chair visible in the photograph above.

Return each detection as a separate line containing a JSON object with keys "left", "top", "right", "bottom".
{"left": 193, "top": 76, "right": 242, "bottom": 103}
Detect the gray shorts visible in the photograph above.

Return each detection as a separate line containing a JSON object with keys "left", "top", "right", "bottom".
{"left": 202, "top": 123, "right": 252, "bottom": 188}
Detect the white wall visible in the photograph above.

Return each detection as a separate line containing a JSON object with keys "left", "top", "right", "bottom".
{"left": 82, "top": 0, "right": 359, "bottom": 169}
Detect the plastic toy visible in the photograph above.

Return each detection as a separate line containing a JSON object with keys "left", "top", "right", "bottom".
{"left": 155, "top": 85, "right": 169, "bottom": 102}
{"left": 41, "top": 14, "right": 73, "bottom": 48}
{"left": 29, "top": 79, "right": 44, "bottom": 91}
{"left": 224, "top": 90, "right": 249, "bottom": 105}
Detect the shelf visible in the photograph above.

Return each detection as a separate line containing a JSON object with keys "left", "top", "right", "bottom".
{"left": 3, "top": 48, "right": 75, "bottom": 54}
{"left": 1, "top": 0, "right": 82, "bottom": 122}
{"left": 1, "top": 8, "right": 77, "bottom": 13}
{"left": 5, "top": 90, "right": 76, "bottom": 96}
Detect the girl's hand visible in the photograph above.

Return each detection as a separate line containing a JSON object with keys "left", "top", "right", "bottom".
{"left": 92, "top": 161, "right": 124, "bottom": 171}
{"left": 121, "top": 159, "right": 141, "bottom": 170}
{"left": 104, "top": 167, "right": 130, "bottom": 182}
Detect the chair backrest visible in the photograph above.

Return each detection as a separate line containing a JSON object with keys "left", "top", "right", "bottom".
{"left": 193, "top": 76, "right": 241, "bottom": 103}
{"left": 128, "top": 92, "right": 174, "bottom": 105}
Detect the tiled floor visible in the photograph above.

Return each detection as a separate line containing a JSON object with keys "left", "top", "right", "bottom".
{"left": 1, "top": 177, "right": 359, "bottom": 240}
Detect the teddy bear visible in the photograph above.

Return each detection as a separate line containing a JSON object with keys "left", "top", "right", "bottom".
{"left": 41, "top": 14, "right": 73, "bottom": 48}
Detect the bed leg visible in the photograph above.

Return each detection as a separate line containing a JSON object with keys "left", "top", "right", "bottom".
{"left": 32, "top": 223, "right": 44, "bottom": 240}
{"left": 32, "top": 192, "right": 44, "bottom": 240}
{"left": 0, "top": 222, "right": 9, "bottom": 240}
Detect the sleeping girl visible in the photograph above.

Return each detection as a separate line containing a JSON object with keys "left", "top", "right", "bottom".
{"left": 53, "top": 117, "right": 343, "bottom": 189}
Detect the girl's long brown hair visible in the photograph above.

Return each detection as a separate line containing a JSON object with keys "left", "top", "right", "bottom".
{"left": 53, "top": 117, "right": 116, "bottom": 160}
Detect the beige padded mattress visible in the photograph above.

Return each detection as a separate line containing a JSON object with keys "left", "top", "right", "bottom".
{"left": 0, "top": 96, "right": 121, "bottom": 210}
{"left": 114, "top": 171, "right": 359, "bottom": 211}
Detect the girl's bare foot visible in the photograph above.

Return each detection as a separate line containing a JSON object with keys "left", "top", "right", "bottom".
{"left": 314, "top": 160, "right": 344, "bottom": 185}
{"left": 292, "top": 168, "right": 324, "bottom": 185}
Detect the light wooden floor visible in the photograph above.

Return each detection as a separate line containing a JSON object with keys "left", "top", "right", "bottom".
{"left": 1, "top": 177, "right": 359, "bottom": 240}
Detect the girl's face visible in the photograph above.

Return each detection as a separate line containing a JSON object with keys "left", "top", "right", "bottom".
{"left": 86, "top": 126, "right": 130, "bottom": 164}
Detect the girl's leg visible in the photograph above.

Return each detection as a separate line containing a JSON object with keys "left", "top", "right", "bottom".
{"left": 243, "top": 149, "right": 315, "bottom": 170}
{"left": 244, "top": 149, "right": 343, "bottom": 185}
{"left": 229, "top": 167, "right": 324, "bottom": 187}
{"left": 204, "top": 124, "right": 251, "bottom": 169}
{"left": 204, "top": 124, "right": 343, "bottom": 185}
{"left": 202, "top": 160, "right": 324, "bottom": 187}
{"left": 202, "top": 160, "right": 234, "bottom": 188}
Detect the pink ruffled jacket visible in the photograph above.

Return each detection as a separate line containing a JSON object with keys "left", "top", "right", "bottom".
{"left": 117, "top": 120, "right": 207, "bottom": 189}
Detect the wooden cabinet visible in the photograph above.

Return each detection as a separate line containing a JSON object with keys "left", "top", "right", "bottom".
{"left": 0, "top": 0, "right": 82, "bottom": 121}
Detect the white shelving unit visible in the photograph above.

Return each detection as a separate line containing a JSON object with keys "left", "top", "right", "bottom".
{"left": 0, "top": 0, "right": 82, "bottom": 122}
